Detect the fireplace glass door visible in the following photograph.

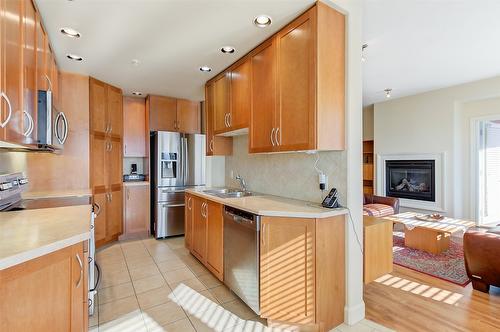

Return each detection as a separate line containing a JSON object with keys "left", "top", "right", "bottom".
{"left": 386, "top": 160, "right": 435, "bottom": 202}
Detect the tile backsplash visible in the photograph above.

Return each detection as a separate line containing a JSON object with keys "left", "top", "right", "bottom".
{"left": 225, "top": 136, "right": 347, "bottom": 204}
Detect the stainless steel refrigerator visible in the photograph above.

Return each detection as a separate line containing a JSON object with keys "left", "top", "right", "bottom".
{"left": 151, "top": 131, "right": 206, "bottom": 238}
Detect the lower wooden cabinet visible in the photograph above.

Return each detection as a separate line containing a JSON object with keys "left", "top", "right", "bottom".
{"left": 0, "top": 242, "right": 88, "bottom": 332}
{"left": 185, "top": 194, "right": 224, "bottom": 281}
{"left": 122, "top": 184, "right": 150, "bottom": 240}
{"left": 93, "top": 187, "right": 123, "bottom": 248}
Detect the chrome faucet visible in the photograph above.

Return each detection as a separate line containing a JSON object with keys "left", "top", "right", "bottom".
{"left": 235, "top": 174, "right": 247, "bottom": 192}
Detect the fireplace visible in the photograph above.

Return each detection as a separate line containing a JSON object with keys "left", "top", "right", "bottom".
{"left": 385, "top": 160, "right": 435, "bottom": 202}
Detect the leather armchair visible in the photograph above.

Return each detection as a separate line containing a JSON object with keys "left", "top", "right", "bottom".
{"left": 463, "top": 226, "right": 500, "bottom": 292}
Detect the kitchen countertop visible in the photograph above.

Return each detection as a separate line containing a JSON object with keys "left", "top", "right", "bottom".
{"left": 23, "top": 188, "right": 92, "bottom": 200}
{"left": 0, "top": 205, "right": 91, "bottom": 270}
{"left": 186, "top": 188, "right": 348, "bottom": 219}
{"left": 123, "top": 181, "right": 150, "bottom": 187}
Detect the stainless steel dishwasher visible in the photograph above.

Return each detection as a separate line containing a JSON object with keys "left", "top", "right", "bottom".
{"left": 223, "top": 206, "right": 261, "bottom": 315}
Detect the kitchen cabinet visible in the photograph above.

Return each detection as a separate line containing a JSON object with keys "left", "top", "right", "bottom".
{"left": 122, "top": 184, "right": 150, "bottom": 240}
{"left": 229, "top": 59, "right": 251, "bottom": 130}
{"left": 0, "top": 242, "right": 88, "bottom": 332}
{"left": 90, "top": 77, "right": 123, "bottom": 247}
{"left": 205, "top": 200, "right": 223, "bottom": 280}
{"left": 213, "top": 73, "right": 230, "bottom": 133}
{"left": 35, "top": 14, "right": 48, "bottom": 92}
{"left": 93, "top": 191, "right": 107, "bottom": 243}
{"left": 185, "top": 193, "right": 193, "bottom": 249}
{"left": 260, "top": 217, "right": 316, "bottom": 324}
{"left": 22, "top": 0, "right": 37, "bottom": 143}
{"left": 249, "top": 39, "right": 277, "bottom": 153}
{"left": 148, "top": 95, "right": 201, "bottom": 133}
{"left": 191, "top": 195, "right": 207, "bottom": 262}
{"left": 176, "top": 99, "right": 200, "bottom": 134}
{"left": 205, "top": 82, "right": 232, "bottom": 156}
{"left": 123, "top": 96, "right": 146, "bottom": 157}
{"left": 185, "top": 194, "right": 224, "bottom": 281}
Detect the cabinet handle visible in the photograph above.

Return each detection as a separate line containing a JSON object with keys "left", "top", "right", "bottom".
{"left": 224, "top": 113, "right": 228, "bottom": 127}
{"left": 228, "top": 113, "right": 231, "bottom": 127}
{"left": 209, "top": 139, "right": 214, "bottom": 152}
{"left": 188, "top": 197, "right": 192, "bottom": 210}
{"left": 262, "top": 223, "right": 265, "bottom": 246}
{"left": 124, "top": 144, "right": 127, "bottom": 155}
{"left": 109, "top": 192, "right": 113, "bottom": 201}
{"left": 275, "top": 127, "right": 280, "bottom": 146}
{"left": 22, "top": 111, "right": 34, "bottom": 137}
{"left": 75, "top": 253, "right": 83, "bottom": 288}
{"left": 109, "top": 141, "right": 113, "bottom": 151}
{"left": 44, "top": 74, "right": 53, "bottom": 92}
{"left": 270, "top": 128, "right": 275, "bottom": 146}
{"left": 0, "top": 92, "right": 13, "bottom": 128}
{"left": 127, "top": 189, "right": 130, "bottom": 200}
{"left": 93, "top": 202, "right": 101, "bottom": 216}
{"left": 55, "top": 112, "right": 68, "bottom": 144}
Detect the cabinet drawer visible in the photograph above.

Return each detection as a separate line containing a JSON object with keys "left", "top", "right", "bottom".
{"left": 156, "top": 188, "right": 185, "bottom": 203}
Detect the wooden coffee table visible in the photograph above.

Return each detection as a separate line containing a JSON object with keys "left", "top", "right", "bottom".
{"left": 385, "top": 213, "right": 475, "bottom": 254}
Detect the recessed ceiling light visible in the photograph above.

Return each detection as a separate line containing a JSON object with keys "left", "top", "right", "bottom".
{"left": 66, "top": 53, "right": 83, "bottom": 61}
{"left": 60, "top": 27, "right": 81, "bottom": 38}
{"left": 131, "top": 59, "right": 140, "bottom": 66}
{"left": 254, "top": 15, "right": 272, "bottom": 28}
{"left": 199, "top": 66, "right": 212, "bottom": 72}
{"left": 221, "top": 46, "right": 235, "bottom": 54}
{"left": 384, "top": 88, "right": 392, "bottom": 98}
{"left": 132, "top": 91, "right": 143, "bottom": 96}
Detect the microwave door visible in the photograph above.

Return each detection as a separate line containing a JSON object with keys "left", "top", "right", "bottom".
{"left": 184, "top": 134, "right": 206, "bottom": 187}
{"left": 156, "top": 131, "right": 183, "bottom": 187}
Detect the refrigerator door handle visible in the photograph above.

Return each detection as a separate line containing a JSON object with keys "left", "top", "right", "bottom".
{"left": 184, "top": 137, "right": 189, "bottom": 186}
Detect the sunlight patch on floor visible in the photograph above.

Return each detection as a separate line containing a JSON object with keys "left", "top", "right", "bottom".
{"left": 98, "top": 309, "right": 146, "bottom": 332}
{"left": 374, "top": 274, "right": 464, "bottom": 305}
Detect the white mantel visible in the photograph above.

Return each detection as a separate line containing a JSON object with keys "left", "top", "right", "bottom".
{"left": 375, "top": 153, "right": 446, "bottom": 212}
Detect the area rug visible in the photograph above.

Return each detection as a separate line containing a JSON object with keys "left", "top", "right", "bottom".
{"left": 393, "top": 232, "right": 471, "bottom": 286}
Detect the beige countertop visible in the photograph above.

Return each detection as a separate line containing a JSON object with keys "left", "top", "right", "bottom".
{"left": 0, "top": 205, "right": 91, "bottom": 270}
{"left": 123, "top": 181, "right": 150, "bottom": 187}
{"left": 186, "top": 188, "right": 348, "bottom": 219}
{"left": 23, "top": 188, "right": 92, "bottom": 200}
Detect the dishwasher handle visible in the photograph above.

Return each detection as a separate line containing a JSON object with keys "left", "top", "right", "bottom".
{"left": 224, "top": 209, "right": 260, "bottom": 231}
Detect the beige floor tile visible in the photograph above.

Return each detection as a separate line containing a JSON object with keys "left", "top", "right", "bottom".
{"left": 126, "top": 256, "right": 156, "bottom": 269}
{"left": 187, "top": 304, "right": 243, "bottom": 332}
{"left": 152, "top": 252, "right": 181, "bottom": 264}
{"left": 163, "top": 237, "right": 185, "bottom": 249}
{"left": 198, "top": 273, "right": 223, "bottom": 289}
{"left": 98, "top": 295, "right": 139, "bottom": 324}
{"left": 137, "top": 285, "right": 174, "bottom": 309}
{"left": 179, "top": 254, "right": 203, "bottom": 266}
{"left": 172, "top": 247, "right": 190, "bottom": 257}
{"left": 99, "top": 282, "right": 135, "bottom": 304}
{"left": 129, "top": 264, "right": 161, "bottom": 281}
{"left": 99, "top": 309, "right": 148, "bottom": 332}
{"left": 133, "top": 274, "right": 167, "bottom": 294}
{"left": 169, "top": 277, "right": 207, "bottom": 293}
{"left": 150, "top": 317, "right": 196, "bottom": 332}
{"left": 198, "top": 290, "right": 220, "bottom": 304}
{"left": 156, "top": 258, "right": 188, "bottom": 273}
{"left": 142, "top": 301, "right": 187, "bottom": 328}
{"left": 221, "top": 298, "right": 257, "bottom": 320}
{"left": 100, "top": 269, "right": 131, "bottom": 288}
{"left": 187, "top": 315, "right": 217, "bottom": 332}
{"left": 209, "top": 285, "right": 237, "bottom": 304}
{"left": 163, "top": 267, "right": 196, "bottom": 284}
{"left": 187, "top": 262, "right": 211, "bottom": 276}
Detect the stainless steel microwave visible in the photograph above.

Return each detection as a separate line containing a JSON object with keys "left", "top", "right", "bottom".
{"left": 37, "top": 90, "right": 68, "bottom": 150}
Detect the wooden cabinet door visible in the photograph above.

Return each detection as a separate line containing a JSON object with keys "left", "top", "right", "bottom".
{"left": 91, "top": 134, "right": 106, "bottom": 190}
{"left": 177, "top": 98, "right": 200, "bottom": 134}
{"left": 191, "top": 197, "right": 207, "bottom": 262}
{"left": 230, "top": 59, "right": 250, "bottom": 130}
{"left": 93, "top": 191, "right": 107, "bottom": 244}
{"left": 205, "top": 84, "right": 214, "bottom": 156}
{"left": 0, "top": 244, "right": 86, "bottom": 332}
{"left": 107, "top": 85, "right": 123, "bottom": 138}
{"left": 107, "top": 188, "right": 123, "bottom": 239}
{"left": 107, "top": 138, "right": 122, "bottom": 187}
{"left": 70, "top": 243, "right": 85, "bottom": 331}
{"left": 206, "top": 200, "right": 223, "bottom": 280}
{"left": 123, "top": 96, "right": 146, "bottom": 157}
{"left": 276, "top": 10, "right": 316, "bottom": 151}
{"left": 185, "top": 194, "right": 193, "bottom": 249}
{"left": 123, "top": 185, "right": 149, "bottom": 238}
{"left": 260, "top": 217, "right": 316, "bottom": 324}
{"left": 22, "top": 0, "right": 37, "bottom": 143}
{"left": 89, "top": 78, "right": 107, "bottom": 134}
{"left": 213, "top": 73, "right": 230, "bottom": 133}
{"left": 148, "top": 95, "right": 177, "bottom": 132}
{"left": 35, "top": 15, "right": 48, "bottom": 91}
{"left": 250, "top": 39, "right": 278, "bottom": 153}
{"left": 1, "top": 0, "right": 23, "bottom": 143}
{"left": 50, "top": 55, "right": 59, "bottom": 109}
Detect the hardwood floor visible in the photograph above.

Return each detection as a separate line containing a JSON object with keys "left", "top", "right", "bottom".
{"left": 364, "top": 265, "right": 500, "bottom": 332}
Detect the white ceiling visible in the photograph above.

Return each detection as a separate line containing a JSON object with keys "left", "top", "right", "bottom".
{"left": 363, "top": 0, "right": 500, "bottom": 105}
{"left": 36, "top": 0, "right": 315, "bottom": 101}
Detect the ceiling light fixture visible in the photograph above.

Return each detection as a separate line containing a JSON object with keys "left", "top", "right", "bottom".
{"left": 60, "top": 27, "right": 81, "bottom": 38}
{"left": 221, "top": 46, "right": 235, "bottom": 54}
{"left": 253, "top": 15, "right": 272, "bottom": 28}
{"left": 66, "top": 53, "right": 83, "bottom": 61}
{"left": 131, "top": 59, "right": 140, "bottom": 66}
{"left": 361, "top": 43, "right": 368, "bottom": 62}
{"left": 132, "top": 91, "right": 143, "bottom": 96}
{"left": 199, "top": 66, "right": 212, "bottom": 72}
{"left": 384, "top": 88, "right": 392, "bottom": 98}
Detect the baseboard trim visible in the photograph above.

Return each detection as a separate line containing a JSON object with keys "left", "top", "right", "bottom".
{"left": 344, "top": 301, "right": 366, "bottom": 325}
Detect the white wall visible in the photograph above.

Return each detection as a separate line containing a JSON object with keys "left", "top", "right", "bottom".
{"left": 363, "top": 105, "right": 374, "bottom": 141}
{"left": 374, "top": 75, "right": 500, "bottom": 219}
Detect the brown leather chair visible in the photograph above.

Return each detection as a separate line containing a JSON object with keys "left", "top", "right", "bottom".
{"left": 463, "top": 226, "right": 500, "bottom": 292}
{"left": 363, "top": 194, "right": 400, "bottom": 217}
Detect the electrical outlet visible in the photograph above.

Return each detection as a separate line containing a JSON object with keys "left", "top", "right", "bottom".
{"left": 319, "top": 173, "right": 328, "bottom": 191}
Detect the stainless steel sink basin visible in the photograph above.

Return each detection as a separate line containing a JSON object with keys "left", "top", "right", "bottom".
{"left": 203, "top": 188, "right": 253, "bottom": 198}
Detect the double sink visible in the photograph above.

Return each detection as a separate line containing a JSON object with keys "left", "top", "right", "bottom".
{"left": 203, "top": 188, "right": 254, "bottom": 199}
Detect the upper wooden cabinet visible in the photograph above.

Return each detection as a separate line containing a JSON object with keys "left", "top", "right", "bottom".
{"left": 176, "top": 98, "right": 200, "bottom": 134}
{"left": 207, "top": 3, "right": 345, "bottom": 154}
{"left": 22, "top": 0, "right": 37, "bottom": 144}
{"left": 90, "top": 77, "right": 123, "bottom": 138}
{"left": 147, "top": 95, "right": 200, "bottom": 133}
{"left": 205, "top": 83, "right": 232, "bottom": 156}
{"left": 123, "top": 96, "right": 146, "bottom": 157}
